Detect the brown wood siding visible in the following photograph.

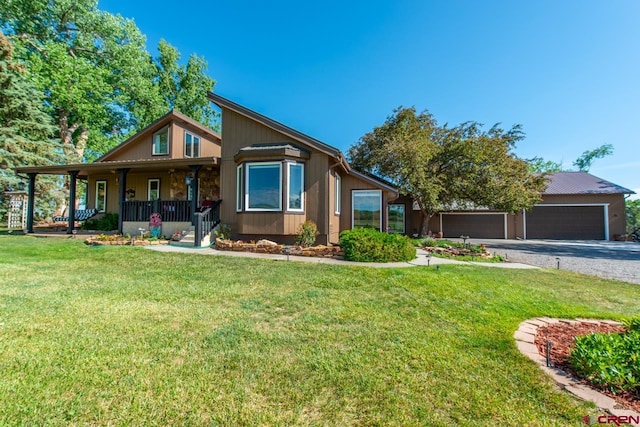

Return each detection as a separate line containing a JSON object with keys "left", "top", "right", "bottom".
{"left": 526, "top": 205, "right": 605, "bottom": 240}
{"left": 219, "top": 109, "right": 330, "bottom": 243}
{"left": 101, "top": 122, "right": 221, "bottom": 162}
{"left": 87, "top": 174, "right": 118, "bottom": 213}
{"left": 440, "top": 213, "right": 506, "bottom": 239}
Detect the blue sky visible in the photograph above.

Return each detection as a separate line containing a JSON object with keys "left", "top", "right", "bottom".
{"left": 100, "top": 0, "right": 640, "bottom": 197}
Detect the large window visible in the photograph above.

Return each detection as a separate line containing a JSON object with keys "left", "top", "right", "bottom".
{"left": 246, "top": 162, "right": 282, "bottom": 211}
{"left": 352, "top": 190, "right": 382, "bottom": 231}
{"left": 388, "top": 204, "right": 405, "bottom": 234}
{"left": 152, "top": 128, "right": 169, "bottom": 155}
{"left": 148, "top": 179, "right": 160, "bottom": 201}
{"left": 95, "top": 180, "right": 107, "bottom": 213}
{"left": 334, "top": 173, "right": 341, "bottom": 214}
{"left": 287, "top": 162, "right": 304, "bottom": 212}
{"left": 184, "top": 132, "right": 200, "bottom": 158}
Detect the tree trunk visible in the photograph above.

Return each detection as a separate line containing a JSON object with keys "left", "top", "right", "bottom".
{"left": 58, "top": 109, "right": 82, "bottom": 163}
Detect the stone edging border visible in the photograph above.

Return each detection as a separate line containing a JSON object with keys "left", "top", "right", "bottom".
{"left": 514, "top": 318, "right": 640, "bottom": 425}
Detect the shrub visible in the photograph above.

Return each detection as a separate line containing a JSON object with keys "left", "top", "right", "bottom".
{"left": 569, "top": 320, "right": 640, "bottom": 394}
{"left": 295, "top": 220, "right": 318, "bottom": 247}
{"left": 82, "top": 213, "right": 118, "bottom": 231}
{"left": 214, "top": 224, "right": 231, "bottom": 240}
{"left": 339, "top": 228, "right": 416, "bottom": 262}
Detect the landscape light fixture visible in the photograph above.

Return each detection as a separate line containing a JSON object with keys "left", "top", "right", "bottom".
{"left": 555, "top": 257, "right": 560, "bottom": 269}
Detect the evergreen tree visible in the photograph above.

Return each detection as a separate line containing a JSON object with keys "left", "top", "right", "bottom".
{"left": 0, "top": 31, "right": 61, "bottom": 223}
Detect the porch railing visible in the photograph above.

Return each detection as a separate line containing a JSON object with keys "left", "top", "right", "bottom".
{"left": 122, "top": 200, "right": 192, "bottom": 222}
{"left": 194, "top": 200, "right": 222, "bottom": 247}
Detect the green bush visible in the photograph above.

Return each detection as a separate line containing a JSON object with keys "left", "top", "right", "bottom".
{"left": 82, "top": 213, "right": 118, "bottom": 231}
{"left": 339, "top": 228, "right": 416, "bottom": 262}
{"left": 295, "top": 220, "right": 318, "bottom": 247}
{"left": 214, "top": 224, "right": 231, "bottom": 240}
{"left": 569, "top": 320, "right": 640, "bottom": 394}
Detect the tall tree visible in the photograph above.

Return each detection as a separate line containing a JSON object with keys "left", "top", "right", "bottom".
{"left": 626, "top": 199, "right": 640, "bottom": 234}
{"left": 349, "top": 107, "right": 547, "bottom": 232}
{"left": 528, "top": 144, "right": 614, "bottom": 173}
{"left": 152, "top": 40, "right": 217, "bottom": 130}
{"left": 0, "top": 31, "right": 62, "bottom": 222}
{"left": 1, "top": 0, "right": 166, "bottom": 161}
{"left": 573, "top": 144, "right": 614, "bottom": 172}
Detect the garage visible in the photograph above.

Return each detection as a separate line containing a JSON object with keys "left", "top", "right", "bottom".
{"left": 525, "top": 205, "right": 607, "bottom": 240}
{"left": 440, "top": 213, "right": 506, "bottom": 239}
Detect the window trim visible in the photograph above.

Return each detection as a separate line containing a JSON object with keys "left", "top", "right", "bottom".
{"left": 148, "top": 178, "right": 160, "bottom": 201}
{"left": 95, "top": 180, "right": 107, "bottom": 213}
{"left": 351, "top": 189, "right": 382, "bottom": 231}
{"left": 334, "top": 173, "right": 341, "bottom": 215}
{"left": 286, "top": 162, "right": 304, "bottom": 212}
{"left": 152, "top": 126, "right": 170, "bottom": 156}
{"left": 236, "top": 164, "right": 243, "bottom": 212}
{"left": 245, "top": 161, "right": 283, "bottom": 212}
{"left": 387, "top": 203, "right": 406, "bottom": 234}
{"left": 184, "top": 131, "right": 200, "bottom": 158}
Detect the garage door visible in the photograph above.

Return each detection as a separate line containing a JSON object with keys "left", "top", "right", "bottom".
{"left": 441, "top": 214, "right": 505, "bottom": 239}
{"left": 526, "top": 205, "right": 605, "bottom": 240}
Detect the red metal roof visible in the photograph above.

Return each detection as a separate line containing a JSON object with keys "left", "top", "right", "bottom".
{"left": 543, "top": 171, "right": 634, "bottom": 195}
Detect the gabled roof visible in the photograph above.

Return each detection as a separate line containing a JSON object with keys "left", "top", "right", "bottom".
{"left": 208, "top": 92, "right": 398, "bottom": 195}
{"left": 98, "top": 110, "right": 221, "bottom": 162}
{"left": 208, "top": 92, "right": 348, "bottom": 167}
{"left": 544, "top": 171, "right": 635, "bottom": 195}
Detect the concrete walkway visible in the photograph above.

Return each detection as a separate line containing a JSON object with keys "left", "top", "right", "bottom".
{"left": 145, "top": 245, "right": 539, "bottom": 269}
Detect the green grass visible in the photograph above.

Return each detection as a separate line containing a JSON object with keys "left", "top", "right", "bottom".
{"left": 0, "top": 236, "right": 638, "bottom": 426}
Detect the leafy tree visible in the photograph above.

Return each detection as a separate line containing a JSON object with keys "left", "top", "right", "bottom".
{"left": 627, "top": 199, "right": 640, "bottom": 233}
{"left": 526, "top": 157, "right": 564, "bottom": 174}
{"left": 0, "top": 0, "right": 161, "bottom": 162}
{"left": 152, "top": 40, "right": 217, "bottom": 130}
{"left": 0, "top": 0, "right": 217, "bottom": 163}
{"left": 0, "top": 31, "right": 62, "bottom": 223}
{"left": 527, "top": 144, "right": 614, "bottom": 173}
{"left": 573, "top": 144, "right": 614, "bottom": 172}
{"left": 348, "top": 107, "right": 547, "bottom": 233}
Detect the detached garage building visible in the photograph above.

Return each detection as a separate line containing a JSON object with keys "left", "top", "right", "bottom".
{"left": 400, "top": 171, "right": 634, "bottom": 241}
{"left": 523, "top": 171, "right": 633, "bottom": 241}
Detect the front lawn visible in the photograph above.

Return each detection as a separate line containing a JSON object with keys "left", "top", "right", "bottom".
{"left": 0, "top": 236, "right": 638, "bottom": 425}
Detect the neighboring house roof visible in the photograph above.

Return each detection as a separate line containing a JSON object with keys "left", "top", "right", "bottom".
{"left": 98, "top": 110, "right": 221, "bottom": 162}
{"left": 543, "top": 171, "right": 635, "bottom": 195}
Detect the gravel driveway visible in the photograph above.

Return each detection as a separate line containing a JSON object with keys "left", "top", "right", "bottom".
{"left": 465, "top": 239, "right": 640, "bottom": 285}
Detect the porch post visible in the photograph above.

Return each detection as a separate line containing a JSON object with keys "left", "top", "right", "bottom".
{"left": 190, "top": 165, "right": 202, "bottom": 225}
{"left": 67, "top": 170, "right": 79, "bottom": 234}
{"left": 117, "top": 168, "right": 129, "bottom": 234}
{"left": 26, "top": 173, "right": 37, "bottom": 233}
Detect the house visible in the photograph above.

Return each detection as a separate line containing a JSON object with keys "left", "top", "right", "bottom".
{"left": 16, "top": 95, "right": 398, "bottom": 245}
{"left": 394, "top": 171, "right": 634, "bottom": 241}
{"left": 16, "top": 94, "right": 633, "bottom": 243}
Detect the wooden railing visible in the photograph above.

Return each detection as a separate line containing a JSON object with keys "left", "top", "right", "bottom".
{"left": 122, "top": 200, "right": 192, "bottom": 222}
{"left": 194, "top": 200, "right": 222, "bottom": 247}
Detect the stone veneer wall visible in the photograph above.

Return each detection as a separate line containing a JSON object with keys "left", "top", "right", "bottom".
{"left": 169, "top": 169, "right": 220, "bottom": 203}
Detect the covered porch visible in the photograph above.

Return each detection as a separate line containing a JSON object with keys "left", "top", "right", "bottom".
{"left": 16, "top": 157, "right": 221, "bottom": 237}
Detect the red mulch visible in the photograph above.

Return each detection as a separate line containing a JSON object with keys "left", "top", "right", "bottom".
{"left": 534, "top": 322, "right": 640, "bottom": 413}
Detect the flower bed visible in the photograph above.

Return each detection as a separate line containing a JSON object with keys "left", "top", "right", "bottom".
{"left": 214, "top": 238, "right": 343, "bottom": 258}
{"left": 85, "top": 234, "right": 169, "bottom": 246}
